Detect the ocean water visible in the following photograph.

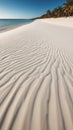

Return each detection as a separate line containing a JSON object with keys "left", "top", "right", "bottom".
{"left": 0, "top": 19, "right": 34, "bottom": 30}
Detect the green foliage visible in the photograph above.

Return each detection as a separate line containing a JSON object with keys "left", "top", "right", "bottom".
{"left": 40, "top": 0, "right": 73, "bottom": 18}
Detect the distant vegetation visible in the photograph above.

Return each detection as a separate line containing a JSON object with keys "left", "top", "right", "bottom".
{"left": 39, "top": 0, "right": 73, "bottom": 18}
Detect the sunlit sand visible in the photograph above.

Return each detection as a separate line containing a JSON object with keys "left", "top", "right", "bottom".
{"left": 0, "top": 18, "right": 73, "bottom": 130}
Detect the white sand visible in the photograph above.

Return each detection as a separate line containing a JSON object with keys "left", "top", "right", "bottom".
{"left": 0, "top": 18, "right": 73, "bottom": 130}
{"left": 39, "top": 17, "right": 73, "bottom": 27}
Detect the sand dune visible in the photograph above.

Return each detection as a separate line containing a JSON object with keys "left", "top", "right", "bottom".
{"left": 0, "top": 18, "right": 73, "bottom": 130}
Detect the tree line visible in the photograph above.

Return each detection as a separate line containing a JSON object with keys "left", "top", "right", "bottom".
{"left": 40, "top": 0, "right": 73, "bottom": 18}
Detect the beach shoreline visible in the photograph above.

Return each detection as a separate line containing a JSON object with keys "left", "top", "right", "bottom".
{"left": 0, "top": 20, "right": 34, "bottom": 33}
{"left": 0, "top": 17, "right": 73, "bottom": 33}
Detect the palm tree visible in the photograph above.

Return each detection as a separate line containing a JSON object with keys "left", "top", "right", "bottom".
{"left": 57, "top": 6, "right": 63, "bottom": 17}
{"left": 52, "top": 7, "right": 63, "bottom": 17}
{"left": 39, "top": 0, "right": 73, "bottom": 19}
{"left": 64, "top": 0, "right": 73, "bottom": 7}
{"left": 46, "top": 10, "right": 52, "bottom": 17}
{"left": 63, "top": 0, "right": 73, "bottom": 16}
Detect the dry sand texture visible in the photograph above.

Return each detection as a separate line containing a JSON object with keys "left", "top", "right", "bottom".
{"left": 0, "top": 18, "right": 73, "bottom": 130}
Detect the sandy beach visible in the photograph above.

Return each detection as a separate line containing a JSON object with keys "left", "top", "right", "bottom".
{"left": 0, "top": 18, "right": 73, "bottom": 130}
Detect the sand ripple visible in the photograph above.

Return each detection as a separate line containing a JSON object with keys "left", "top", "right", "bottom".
{"left": 0, "top": 20, "right": 73, "bottom": 130}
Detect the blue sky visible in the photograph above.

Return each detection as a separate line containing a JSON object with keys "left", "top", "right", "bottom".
{"left": 0, "top": 0, "right": 66, "bottom": 19}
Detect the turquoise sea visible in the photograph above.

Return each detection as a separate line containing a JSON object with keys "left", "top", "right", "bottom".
{"left": 0, "top": 19, "right": 34, "bottom": 30}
